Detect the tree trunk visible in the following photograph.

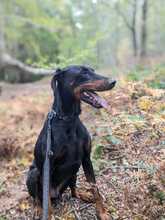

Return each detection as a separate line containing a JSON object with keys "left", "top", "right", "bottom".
{"left": 115, "top": 0, "right": 138, "bottom": 57}
{"left": 131, "top": 0, "right": 137, "bottom": 57}
{"left": 140, "top": 0, "right": 148, "bottom": 57}
{"left": 0, "top": 53, "right": 54, "bottom": 83}
{"left": 0, "top": 53, "right": 54, "bottom": 76}
{"left": 132, "top": 27, "right": 137, "bottom": 57}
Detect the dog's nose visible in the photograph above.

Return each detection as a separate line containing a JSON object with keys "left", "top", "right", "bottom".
{"left": 109, "top": 79, "right": 116, "bottom": 86}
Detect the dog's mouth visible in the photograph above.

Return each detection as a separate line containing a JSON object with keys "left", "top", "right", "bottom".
{"left": 79, "top": 79, "right": 116, "bottom": 109}
{"left": 80, "top": 91, "right": 109, "bottom": 108}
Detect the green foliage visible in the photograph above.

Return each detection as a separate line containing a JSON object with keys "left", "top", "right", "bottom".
{"left": 147, "top": 66, "right": 165, "bottom": 89}
{"left": 127, "top": 66, "right": 165, "bottom": 89}
{"left": 0, "top": 182, "right": 5, "bottom": 195}
{"left": 93, "top": 144, "right": 103, "bottom": 160}
{"left": 148, "top": 81, "right": 165, "bottom": 89}
{"left": 126, "top": 68, "right": 150, "bottom": 82}
{"left": 154, "top": 190, "right": 165, "bottom": 205}
{"left": 2, "top": 0, "right": 103, "bottom": 68}
{"left": 1, "top": 0, "right": 165, "bottom": 75}
{"left": 105, "top": 135, "right": 122, "bottom": 145}
{"left": 0, "top": 217, "right": 7, "bottom": 220}
{"left": 92, "top": 158, "right": 108, "bottom": 172}
{"left": 127, "top": 114, "right": 145, "bottom": 122}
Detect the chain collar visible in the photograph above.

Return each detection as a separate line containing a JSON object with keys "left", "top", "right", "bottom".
{"left": 48, "top": 109, "right": 78, "bottom": 121}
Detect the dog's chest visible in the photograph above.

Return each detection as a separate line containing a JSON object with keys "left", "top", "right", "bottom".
{"left": 52, "top": 125, "right": 87, "bottom": 167}
{"left": 54, "top": 143, "right": 82, "bottom": 164}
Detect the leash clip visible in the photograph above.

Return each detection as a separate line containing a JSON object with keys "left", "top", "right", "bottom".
{"left": 47, "top": 110, "right": 56, "bottom": 129}
{"left": 48, "top": 150, "right": 54, "bottom": 158}
{"left": 48, "top": 110, "right": 56, "bottom": 120}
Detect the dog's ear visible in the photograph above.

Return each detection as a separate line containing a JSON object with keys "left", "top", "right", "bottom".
{"left": 51, "top": 68, "right": 62, "bottom": 91}
{"left": 54, "top": 68, "right": 62, "bottom": 77}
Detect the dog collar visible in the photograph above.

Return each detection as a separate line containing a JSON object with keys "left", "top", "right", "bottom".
{"left": 49, "top": 109, "right": 78, "bottom": 121}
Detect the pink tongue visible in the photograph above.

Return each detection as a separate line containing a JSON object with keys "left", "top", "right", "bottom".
{"left": 97, "top": 96, "right": 109, "bottom": 109}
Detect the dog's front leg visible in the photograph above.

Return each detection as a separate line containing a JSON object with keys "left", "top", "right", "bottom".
{"left": 33, "top": 183, "right": 42, "bottom": 220}
{"left": 48, "top": 194, "right": 52, "bottom": 220}
{"left": 82, "top": 155, "right": 112, "bottom": 220}
{"left": 70, "top": 175, "right": 94, "bottom": 203}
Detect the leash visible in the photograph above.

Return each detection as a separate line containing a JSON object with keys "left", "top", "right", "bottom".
{"left": 42, "top": 109, "right": 78, "bottom": 220}
{"left": 42, "top": 110, "right": 55, "bottom": 220}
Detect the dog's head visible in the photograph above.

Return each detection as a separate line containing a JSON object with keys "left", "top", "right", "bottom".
{"left": 51, "top": 65, "right": 116, "bottom": 109}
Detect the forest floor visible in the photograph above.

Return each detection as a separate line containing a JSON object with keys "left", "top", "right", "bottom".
{"left": 0, "top": 76, "right": 164, "bottom": 220}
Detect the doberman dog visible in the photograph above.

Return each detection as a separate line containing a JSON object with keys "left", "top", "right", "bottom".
{"left": 26, "top": 65, "right": 116, "bottom": 220}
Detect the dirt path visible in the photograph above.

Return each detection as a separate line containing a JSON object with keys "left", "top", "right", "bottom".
{"left": 0, "top": 77, "right": 51, "bottom": 101}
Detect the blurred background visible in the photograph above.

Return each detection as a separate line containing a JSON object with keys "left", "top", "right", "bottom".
{"left": 0, "top": 1, "right": 165, "bottom": 220}
{"left": 0, "top": 0, "right": 165, "bottom": 84}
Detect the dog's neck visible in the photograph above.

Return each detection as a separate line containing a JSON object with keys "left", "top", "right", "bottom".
{"left": 52, "top": 81, "right": 81, "bottom": 118}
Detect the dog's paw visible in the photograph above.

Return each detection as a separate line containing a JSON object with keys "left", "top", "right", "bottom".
{"left": 76, "top": 189, "right": 94, "bottom": 203}
{"left": 97, "top": 212, "right": 112, "bottom": 220}
{"left": 97, "top": 211, "right": 112, "bottom": 220}
{"left": 96, "top": 206, "right": 112, "bottom": 220}
{"left": 33, "top": 205, "right": 42, "bottom": 220}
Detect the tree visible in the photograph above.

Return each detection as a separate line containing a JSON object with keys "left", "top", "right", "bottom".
{"left": 0, "top": 0, "right": 164, "bottom": 76}
{"left": 0, "top": 1, "right": 57, "bottom": 82}
{"left": 115, "top": 0, "right": 138, "bottom": 57}
{"left": 140, "top": 0, "right": 148, "bottom": 57}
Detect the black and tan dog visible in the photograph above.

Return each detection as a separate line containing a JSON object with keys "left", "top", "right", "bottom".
{"left": 26, "top": 65, "right": 116, "bottom": 220}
